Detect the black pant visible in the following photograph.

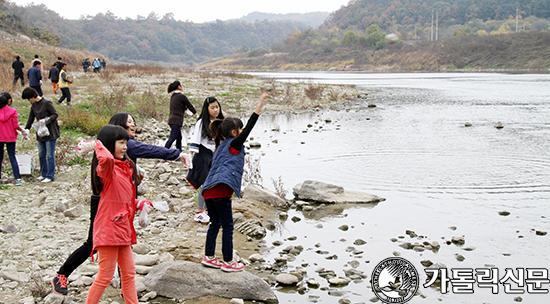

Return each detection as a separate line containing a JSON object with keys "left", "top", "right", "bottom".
{"left": 205, "top": 197, "right": 234, "bottom": 262}
{"left": 164, "top": 124, "right": 182, "bottom": 151}
{"left": 31, "top": 85, "right": 43, "bottom": 97}
{"left": 57, "top": 195, "right": 99, "bottom": 276}
{"left": 13, "top": 74, "right": 24, "bottom": 86}
{"left": 58, "top": 87, "right": 71, "bottom": 104}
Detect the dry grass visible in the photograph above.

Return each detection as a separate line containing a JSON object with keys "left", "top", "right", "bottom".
{"left": 242, "top": 155, "right": 263, "bottom": 187}
{"left": 271, "top": 176, "right": 287, "bottom": 200}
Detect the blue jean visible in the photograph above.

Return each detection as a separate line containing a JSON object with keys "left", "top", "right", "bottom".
{"left": 204, "top": 197, "right": 234, "bottom": 262}
{"left": 164, "top": 124, "right": 182, "bottom": 151}
{"left": 37, "top": 139, "right": 56, "bottom": 180}
{"left": 0, "top": 142, "right": 21, "bottom": 179}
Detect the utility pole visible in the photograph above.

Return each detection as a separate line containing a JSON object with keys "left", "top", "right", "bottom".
{"left": 516, "top": 7, "right": 519, "bottom": 32}
{"left": 431, "top": 11, "right": 434, "bottom": 41}
{"left": 436, "top": 11, "right": 439, "bottom": 41}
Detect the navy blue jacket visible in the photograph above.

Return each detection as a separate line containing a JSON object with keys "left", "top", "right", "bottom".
{"left": 203, "top": 138, "right": 246, "bottom": 197}
{"left": 27, "top": 66, "right": 42, "bottom": 87}
{"left": 126, "top": 138, "right": 180, "bottom": 165}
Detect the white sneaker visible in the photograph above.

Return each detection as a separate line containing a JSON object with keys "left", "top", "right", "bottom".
{"left": 37, "top": 176, "right": 45, "bottom": 181}
{"left": 41, "top": 178, "right": 52, "bottom": 183}
{"left": 193, "top": 210, "right": 210, "bottom": 223}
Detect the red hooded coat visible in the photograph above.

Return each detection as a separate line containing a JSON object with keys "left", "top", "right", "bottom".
{"left": 92, "top": 141, "right": 138, "bottom": 248}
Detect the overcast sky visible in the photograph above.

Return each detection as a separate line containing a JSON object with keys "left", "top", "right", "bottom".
{"left": 11, "top": 0, "right": 351, "bottom": 23}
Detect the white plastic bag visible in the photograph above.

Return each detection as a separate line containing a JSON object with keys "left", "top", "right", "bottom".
{"left": 138, "top": 210, "right": 150, "bottom": 228}
{"left": 32, "top": 121, "right": 50, "bottom": 137}
{"left": 152, "top": 201, "right": 169, "bottom": 212}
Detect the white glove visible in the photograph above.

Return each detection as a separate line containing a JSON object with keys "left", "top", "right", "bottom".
{"left": 76, "top": 140, "right": 97, "bottom": 153}
{"left": 180, "top": 152, "right": 193, "bottom": 169}
{"left": 136, "top": 164, "right": 145, "bottom": 177}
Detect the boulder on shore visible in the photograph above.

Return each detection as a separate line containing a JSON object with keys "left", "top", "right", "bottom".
{"left": 143, "top": 261, "right": 278, "bottom": 303}
{"left": 243, "top": 184, "right": 289, "bottom": 208}
{"left": 292, "top": 180, "right": 384, "bottom": 204}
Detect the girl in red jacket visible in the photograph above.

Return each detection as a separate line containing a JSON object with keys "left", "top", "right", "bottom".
{"left": 83, "top": 125, "right": 151, "bottom": 304}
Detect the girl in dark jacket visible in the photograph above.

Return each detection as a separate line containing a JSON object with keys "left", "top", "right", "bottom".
{"left": 164, "top": 81, "right": 197, "bottom": 151}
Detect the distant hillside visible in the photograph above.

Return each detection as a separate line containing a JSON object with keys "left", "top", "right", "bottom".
{"left": 198, "top": 31, "right": 550, "bottom": 71}
{"left": 237, "top": 11, "right": 330, "bottom": 28}
{"left": 10, "top": 3, "right": 308, "bottom": 66}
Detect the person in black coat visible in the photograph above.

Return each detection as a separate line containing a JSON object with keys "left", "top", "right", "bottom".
{"left": 48, "top": 64, "right": 60, "bottom": 94}
{"left": 12, "top": 56, "right": 25, "bottom": 87}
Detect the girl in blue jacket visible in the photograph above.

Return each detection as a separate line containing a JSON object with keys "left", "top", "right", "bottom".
{"left": 201, "top": 92, "right": 269, "bottom": 272}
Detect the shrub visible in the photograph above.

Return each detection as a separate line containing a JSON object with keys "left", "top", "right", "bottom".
{"left": 304, "top": 84, "right": 325, "bottom": 100}
{"left": 60, "top": 107, "right": 110, "bottom": 135}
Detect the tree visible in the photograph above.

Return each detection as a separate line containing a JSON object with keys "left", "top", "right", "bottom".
{"left": 40, "top": 29, "right": 60, "bottom": 45}
{"left": 235, "top": 44, "right": 250, "bottom": 53}
{"left": 341, "top": 30, "right": 359, "bottom": 45}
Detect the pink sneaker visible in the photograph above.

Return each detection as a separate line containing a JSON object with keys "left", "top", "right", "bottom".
{"left": 221, "top": 260, "right": 245, "bottom": 272}
{"left": 201, "top": 256, "right": 222, "bottom": 269}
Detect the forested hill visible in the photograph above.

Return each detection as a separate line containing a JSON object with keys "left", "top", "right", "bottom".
{"left": 7, "top": 3, "right": 312, "bottom": 66}
{"left": 322, "top": 0, "right": 550, "bottom": 41}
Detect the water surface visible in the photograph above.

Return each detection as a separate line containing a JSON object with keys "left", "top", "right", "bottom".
{"left": 217, "top": 73, "right": 550, "bottom": 303}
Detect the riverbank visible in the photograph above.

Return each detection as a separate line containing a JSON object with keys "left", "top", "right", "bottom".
{"left": 0, "top": 68, "right": 369, "bottom": 303}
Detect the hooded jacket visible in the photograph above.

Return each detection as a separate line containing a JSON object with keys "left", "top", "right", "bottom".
{"left": 0, "top": 106, "right": 20, "bottom": 142}
{"left": 92, "top": 141, "right": 139, "bottom": 248}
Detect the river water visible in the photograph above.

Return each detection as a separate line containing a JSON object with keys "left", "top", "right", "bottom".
{"left": 238, "top": 72, "right": 550, "bottom": 303}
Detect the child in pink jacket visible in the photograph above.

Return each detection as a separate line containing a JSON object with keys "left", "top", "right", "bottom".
{"left": 79, "top": 125, "right": 152, "bottom": 304}
{"left": 0, "top": 92, "right": 29, "bottom": 186}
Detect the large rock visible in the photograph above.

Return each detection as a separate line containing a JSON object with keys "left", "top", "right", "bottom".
{"left": 242, "top": 184, "right": 288, "bottom": 208}
{"left": 143, "top": 261, "right": 277, "bottom": 303}
{"left": 292, "top": 180, "right": 384, "bottom": 204}
{"left": 235, "top": 219, "right": 266, "bottom": 238}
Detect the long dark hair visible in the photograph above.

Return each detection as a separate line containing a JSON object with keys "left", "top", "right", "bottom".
{"left": 199, "top": 97, "right": 224, "bottom": 139}
{"left": 91, "top": 125, "right": 138, "bottom": 195}
{"left": 210, "top": 117, "right": 243, "bottom": 148}
{"left": 109, "top": 112, "right": 135, "bottom": 130}
{"left": 167, "top": 80, "right": 181, "bottom": 93}
{"left": 0, "top": 95, "right": 7, "bottom": 109}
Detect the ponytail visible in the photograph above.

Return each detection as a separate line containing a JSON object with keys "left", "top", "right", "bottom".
{"left": 167, "top": 80, "right": 181, "bottom": 93}
{"left": 209, "top": 119, "right": 225, "bottom": 148}
{"left": 209, "top": 117, "right": 243, "bottom": 148}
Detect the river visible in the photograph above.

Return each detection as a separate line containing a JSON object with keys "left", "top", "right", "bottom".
{"left": 239, "top": 72, "right": 550, "bottom": 303}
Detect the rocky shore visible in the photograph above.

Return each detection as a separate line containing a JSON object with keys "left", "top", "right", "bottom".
{"left": 0, "top": 71, "right": 376, "bottom": 303}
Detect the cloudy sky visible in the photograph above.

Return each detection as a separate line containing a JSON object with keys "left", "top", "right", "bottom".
{"left": 11, "top": 0, "right": 351, "bottom": 23}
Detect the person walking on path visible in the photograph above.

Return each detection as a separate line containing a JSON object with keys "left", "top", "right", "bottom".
{"left": 48, "top": 63, "right": 60, "bottom": 95}
{"left": 0, "top": 92, "right": 29, "bottom": 186}
{"left": 164, "top": 81, "right": 198, "bottom": 151}
{"left": 51, "top": 112, "right": 188, "bottom": 296}
{"left": 57, "top": 63, "right": 73, "bottom": 105}
{"left": 76, "top": 125, "right": 152, "bottom": 304}
{"left": 22, "top": 87, "right": 60, "bottom": 183}
{"left": 12, "top": 56, "right": 25, "bottom": 88}
{"left": 27, "top": 60, "right": 43, "bottom": 97}
{"left": 31, "top": 54, "right": 43, "bottom": 74}
{"left": 55, "top": 57, "right": 63, "bottom": 71}
{"left": 186, "top": 97, "right": 224, "bottom": 223}
{"left": 201, "top": 92, "right": 269, "bottom": 272}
